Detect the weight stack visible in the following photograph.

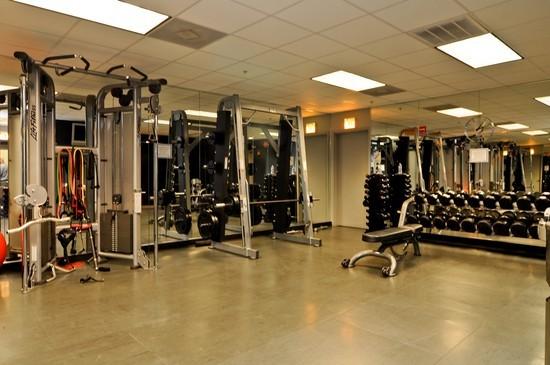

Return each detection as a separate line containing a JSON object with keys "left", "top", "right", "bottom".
{"left": 364, "top": 173, "right": 390, "bottom": 232}
{"left": 262, "top": 174, "right": 278, "bottom": 223}
{"left": 389, "top": 173, "right": 412, "bottom": 226}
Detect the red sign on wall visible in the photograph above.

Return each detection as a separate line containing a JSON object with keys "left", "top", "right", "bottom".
{"left": 418, "top": 125, "right": 427, "bottom": 136}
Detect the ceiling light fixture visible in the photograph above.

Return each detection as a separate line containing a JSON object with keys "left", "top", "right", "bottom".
{"left": 535, "top": 96, "right": 550, "bottom": 107}
{"left": 13, "top": 0, "right": 169, "bottom": 34}
{"left": 496, "top": 123, "right": 529, "bottom": 130}
{"left": 185, "top": 110, "right": 218, "bottom": 119}
{"left": 144, "top": 119, "right": 170, "bottom": 125}
{"left": 436, "top": 107, "right": 482, "bottom": 118}
{"left": 523, "top": 130, "right": 548, "bottom": 136}
{"left": 344, "top": 117, "right": 356, "bottom": 130}
{"left": 312, "top": 71, "right": 385, "bottom": 92}
{"left": 437, "top": 33, "right": 522, "bottom": 68}
{"left": 0, "top": 84, "right": 17, "bottom": 91}
{"left": 305, "top": 122, "right": 316, "bottom": 134}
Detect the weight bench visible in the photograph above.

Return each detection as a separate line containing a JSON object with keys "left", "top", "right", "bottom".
{"left": 341, "top": 197, "right": 422, "bottom": 277}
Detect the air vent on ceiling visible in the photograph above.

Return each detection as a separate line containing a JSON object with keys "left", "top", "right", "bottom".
{"left": 148, "top": 18, "right": 226, "bottom": 49}
{"left": 424, "top": 104, "right": 458, "bottom": 112}
{"left": 411, "top": 17, "right": 487, "bottom": 47}
{"left": 361, "top": 85, "right": 404, "bottom": 97}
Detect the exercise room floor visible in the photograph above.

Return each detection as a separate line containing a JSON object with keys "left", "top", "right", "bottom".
{"left": 0, "top": 227, "right": 546, "bottom": 364}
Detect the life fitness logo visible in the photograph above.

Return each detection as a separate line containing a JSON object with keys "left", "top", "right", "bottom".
{"left": 30, "top": 104, "right": 38, "bottom": 141}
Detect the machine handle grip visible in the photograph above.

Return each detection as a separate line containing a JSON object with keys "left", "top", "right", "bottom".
{"left": 7, "top": 217, "right": 70, "bottom": 235}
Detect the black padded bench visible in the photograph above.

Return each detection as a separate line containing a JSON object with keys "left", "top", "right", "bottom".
{"left": 341, "top": 223, "right": 422, "bottom": 277}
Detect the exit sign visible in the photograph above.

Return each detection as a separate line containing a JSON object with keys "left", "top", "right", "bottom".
{"left": 418, "top": 125, "right": 427, "bottom": 136}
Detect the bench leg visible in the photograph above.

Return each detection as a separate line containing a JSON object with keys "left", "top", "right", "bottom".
{"left": 341, "top": 250, "right": 398, "bottom": 277}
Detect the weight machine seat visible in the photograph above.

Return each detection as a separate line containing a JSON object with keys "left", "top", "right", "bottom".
{"left": 362, "top": 224, "right": 422, "bottom": 244}
{"left": 343, "top": 224, "right": 422, "bottom": 277}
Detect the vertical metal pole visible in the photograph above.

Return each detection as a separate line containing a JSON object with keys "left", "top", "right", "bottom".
{"left": 438, "top": 137, "right": 448, "bottom": 191}
{"left": 231, "top": 96, "right": 253, "bottom": 252}
{"left": 415, "top": 129, "right": 425, "bottom": 192}
{"left": 153, "top": 112, "right": 159, "bottom": 269}
{"left": 19, "top": 75, "right": 29, "bottom": 293}
{"left": 183, "top": 115, "right": 191, "bottom": 211}
{"left": 295, "top": 106, "right": 315, "bottom": 239}
{"left": 132, "top": 87, "right": 140, "bottom": 268}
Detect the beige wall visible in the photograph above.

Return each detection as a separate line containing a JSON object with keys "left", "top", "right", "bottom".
{"left": 335, "top": 131, "right": 370, "bottom": 228}
{"left": 305, "top": 135, "right": 330, "bottom": 222}
{"left": 303, "top": 108, "right": 371, "bottom": 228}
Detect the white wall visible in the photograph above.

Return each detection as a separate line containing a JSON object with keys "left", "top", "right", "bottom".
{"left": 305, "top": 135, "right": 329, "bottom": 222}
{"left": 335, "top": 131, "right": 370, "bottom": 228}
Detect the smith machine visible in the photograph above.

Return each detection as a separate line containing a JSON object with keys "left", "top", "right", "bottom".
{"left": 5, "top": 51, "right": 166, "bottom": 292}
{"left": 197, "top": 95, "right": 321, "bottom": 259}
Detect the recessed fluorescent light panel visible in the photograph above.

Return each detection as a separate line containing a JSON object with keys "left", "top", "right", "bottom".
{"left": 185, "top": 110, "right": 218, "bottom": 119}
{"left": 0, "top": 84, "right": 17, "bottom": 91}
{"left": 497, "top": 123, "right": 529, "bottom": 130}
{"left": 13, "top": 0, "right": 169, "bottom": 34}
{"left": 436, "top": 107, "right": 482, "bottom": 118}
{"left": 312, "top": 71, "right": 385, "bottom": 92}
{"left": 523, "top": 130, "right": 548, "bottom": 136}
{"left": 437, "top": 33, "right": 522, "bottom": 68}
{"left": 535, "top": 96, "right": 550, "bottom": 107}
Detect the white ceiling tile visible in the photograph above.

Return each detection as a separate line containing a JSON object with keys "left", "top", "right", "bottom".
{"left": 227, "top": 79, "right": 270, "bottom": 93}
{"left": 247, "top": 49, "right": 305, "bottom": 70}
{"left": 252, "top": 71, "right": 300, "bottom": 86}
{"left": 153, "top": 62, "right": 209, "bottom": 81}
{"left": 233, "top": 0, "right": 301, "bottom": 14}
{"left": 349, "top": 60, "right": 403, "bottom": 77}
{"left": 218, "top": 62, "right": 271, "bottom": 78}
{"left": 322, "top": 15, "right": 399, "bottom": 47}
{"left": 280, "top": 35, "right": 347, "bottom": 59}
{"left": 474, "top": 0, "right": 550, "bottom": 30}
{"left": 178, "top": 51, "right": 238, "bottom": 71}
{"left": 179, "top": 78, "right": 220, "bottom": 91}
{"left": 359, "top": 33, "right": 427, "bottom": 59}
{"left": 390, "top": 48, "right": 449, "bottom": 69}
{"left": 455, "top": 0, "right": 510, "bottom": 11}
{"left": 378, "top": 70, "right": 424, "bottom": 84}
{"left": 123, "top": 0, "right": 199, "bottom": 16}
{"left": 193, "top": 72, "right": 244, "bottom": 87}
{"left": 412, "top": 60, "right": 470, "bottom": 77}
{"left": 317, "top": 49, "right": 376, "bottom": 68}
{"left": 235, "top": 17, "right": 310, "bottom": 47}
{"left": 415, "top": 85, "right": 459, "bottom": 98}
{"left": 65, "top": 21, "right": 142, "bottom": 49}
{"left": 127, "top": 37, "right": 194, "bottom": 61}
{"left": 374, "top": 0, "right": 466, "bottom": 31}
{"left": 0, "top": 25, "right": 59, "bottom": 53}
{"left": 202, "top": 36, "right": 269, "bottom": 61}
{"left": 276, "top": 0, "right": 364, "bottom": 32}
{"left": 177, "top": 0, "right": 265, "bottom": 33}
{"left": 282, "top": 61, "right": 336, "bottom": 78}
{"left": 393, "top": 78, "right": 446, "bottom": 91}
{"left": 100, "top": 51, "right": 168, "bottom": 74}
{"left": 345, "top": 0, "right": 406, "bottom": 12}
{"left": 434, "top": 69, "right": 485, "bottom": 84}
{"left": 0, "top": 1, "right": 78, "bottom": 36}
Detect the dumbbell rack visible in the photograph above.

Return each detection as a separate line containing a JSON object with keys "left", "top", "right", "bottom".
{"left": 364, "top": 174, "right": 390, "bottom": 232}
{"left": 417, "top": 191, "right": 546, "bottom": 257}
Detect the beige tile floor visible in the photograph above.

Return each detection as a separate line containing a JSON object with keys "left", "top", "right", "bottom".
{"left": 0, "top": 227, "right": 546, "bottom": 364}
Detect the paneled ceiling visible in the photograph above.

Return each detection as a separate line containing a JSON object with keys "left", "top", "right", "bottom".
{"left": 1, "top": 0, "right": 550, "bottom": 136}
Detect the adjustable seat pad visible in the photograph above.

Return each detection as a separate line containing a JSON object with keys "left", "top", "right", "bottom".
{"left": 362, "top": 224, "right": 422, "bottom": 243}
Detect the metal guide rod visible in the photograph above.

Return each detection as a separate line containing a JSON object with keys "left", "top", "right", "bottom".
{"left": 415, "top": 128, "right": 426, "bottom": 192}
{"left": 153, "top": 112, "right": 159, "bottom": 269}
{"left": 438, "top": 137, "right": 448, "bottom": 191}
{"left": 132, "top": 86, "right": 140, "bottom": 268}
{"left": 293, "top": 106, "right": 319, "bottom": 243}
{"left": 19, "top": 75, "right": 28, "bottom": 293}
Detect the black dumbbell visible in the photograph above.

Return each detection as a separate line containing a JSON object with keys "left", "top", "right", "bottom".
{"left": 516, "top": 195, "right": 533, "bottom": 211}
{"left": 499, "top": 195, "right": 514, "bottom": 209}
{"left": 492, "top": 211, "right": 516, "bottom": 236}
